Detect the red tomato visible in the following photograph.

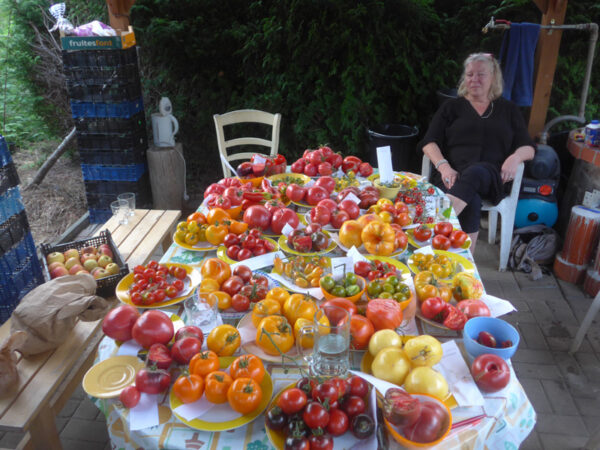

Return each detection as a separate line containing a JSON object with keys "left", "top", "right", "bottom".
{"left": 338, "top": 199, "right": 360, "bottom": 219}
{"left": 315, "top": 176, "right": 336, "bottom": 193}
{"left": 432, "top": 234, "right": 451, "bottom": 250}
{"left": 102, "top": 305, "right": 140, "bottom": 342}
{"left": 402, "top": 401, "right": 446, "bottom": 443}
{"left": 232, "top": 294, "right": 250, "bottom": 311}
{"left": 330, "top": 377, "right": 351, "bottom": 398}
{"left": 471, "top": 354, "right": 511, "bottom": 392}
{"left": 119, "top": 385, "right": 140, "bottom": 408}
{"left": 433, "top": 222, "right": 453, "bottom": 237}
{"left": 277, "top": 387, "right": 308, "bottom": 415}
{"left": 341, "top": 395, "right": 366, "bottom": 418}
{"left": 286, "top": 183, "right": 307, "bottom": 202}
{"left": 330, "top": 153, "right": 343, "bottom": 168}
{"left": 349, "top": 375, "right": 369, "bottom": 398}
{"left": 243, "top": 205, "right": 271, "bottom": 230}
{"left": 223, "top": 233, "right": 240, "bottom": 247}
{"left": 330, "top": 209, "right": 350, "bottom": 229}
{"left": 237, "top": 248, "right": 253, "bottom": 260}
{"left": 171, "top": 336, "right": 203, "bottom": 364}
{"left": 221, "top": 275, "right": 244, "bottom": 296}
{"left": 413, "top": 225, "right": 432, "bottom": 241}
{"left": 147, "top": 343, "right": 173, "bottom": 369}
{"left": 309, "top": 150, "right": 324, "bottom": 166}
{"left": 327, "top": 408, "right": 349, "bottom": 436}
{"left": 353, "top": 261, "right": 372, "bottom": 278}
{"left": 421, "top": 297, "right": 446, "bottom": 320}
{"left": 383, "top": 388, "right": 421, "bottom": 427}
{"left": 450, "top": 229, "right": 468, "bottom": 248}
{"left": 317, "top": 162, "right": 333, "bottom": 176}
{"left": 312, "top": 381, "right": 339, "bottom": 405}
{"left": 308, "top": 433, "right": 334, "bottom": 450}
{"left": 271, "top": 208, "right": 300, "bottom": 234}
{"left": 131, "top": 310, "right": 174, "bottom": 348}
{"left": 358, "top": 162, "right": 374, "bottom": 177}
{"left": 347, "top": 314, "right": 375, "bottom": 350}
{"left": 226, "top": 245, "right": 240, "bottom": 260}
{"left": 366, "top": 299, "right": 403, "bottom": 330}
{"left": 303, "top": 163, "right": 318, "bottom": 177}
{"left": 317, "top": 198, "right": 338, "bottom": 210}
{"left": 135, "top": 366, "right": 171, "bottom": 394}
{"left": 233, "top": 265, "right": 252, "bottom": 282}
{"left": 291, "top": 160, "right": 306, "bottom": 173}
{"left": 441, "top": 303, "right": 467, "bottom": 330}
{"left": 310, "top": 205, "right": 331, "bottom": 226}
{"left": 306, "top": 186, "right": 329, "bottom": 206}
{"left": 303, "top": 401, "right": 330, "bottom": 429}
{"left": 342, "top": 156, "right": 361, "bottom": 174}
{"left": 322, "top": 297, "right": 358, "bottom": 315}
{"left": 456, "top": 299, "right": 491, "bottom": 319}
{"left": 175, "top": 325, "right": 204, "bottom": 344}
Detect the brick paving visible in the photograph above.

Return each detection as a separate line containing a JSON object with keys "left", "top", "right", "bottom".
{"left": 1, "top": 239, "right": 599, "bottom": 449}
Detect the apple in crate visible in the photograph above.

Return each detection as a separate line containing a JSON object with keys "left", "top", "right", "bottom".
{"left": 81, "top": 253, "right": 98, "bottom": 263}
{"left": 69, "top": 264, "right": 85, "bottom": 275}
{"left": 48, "top": 261, "right": 65, "bottom": 272}
{"left": 92, "top": 267, "right": 109, "bottom": 279}
{"left": 64, "top": 257, "right": 81, "bottom": 270}
{"left": 81, "top": 246, "right": 97, "bottom": 256}
{"left": 50, "top": 266, "right": 69, "bottom": 279}
{"left": 83, "top": 259, "right": 99, "bottom": 271}
{"left": 63, "top": 248, "right": 80, "bottom": 261}
{"left": 97, "top": 255, "right": 113, "bottom": 268}
{"left": 98, "top": 244, "right": 113, "bottom": 258}
{"left": 46, "top": 252, "right": 65, "bottom": 265}
{"left": 105, "top": 263, "right": 120, "bottom": 276}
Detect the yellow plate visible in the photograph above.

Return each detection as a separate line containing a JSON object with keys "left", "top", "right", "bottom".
{"left": 169, "top": 356, "right": 273, "bottom": 431}
{"left": 406, "top": 224, "right": 471, "bottom": 252}
{"left": 407, "top": 249, "right": 475, "bottom": 275}
{"left": 216, "top": 237, "right": 279, "bottom": 264}
{"left": 278, "top": 230, "right": 337, "bottom": 256}
{"left": 173, "top": 233, "right": 218, "bottom": 252}
{"left": 82, "top": 355, "right": 145, "bottom": 398}
{"left": 237, "top": 312, "right": 301, "bottom": 362}
{"left": 364, "top": 255, "right": 411, "bottom": 278}
{"left": 336, "top": 238, "right": 407, "bottom": 259}
{"left": 359, "top": 352, "right": 458, "bottom": 410}
{"left": 116, "top": 263, "right": 201, "bottom": 309}
{"left": 267, "top": 173, "right": 312, "bottom": 185}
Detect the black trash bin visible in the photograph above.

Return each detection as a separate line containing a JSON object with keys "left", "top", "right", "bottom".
{"left": 436, "top": 88, "right": 458, "bottom": 107}
{"left": 367, "top": 124, "right": 419, "bottom": 173}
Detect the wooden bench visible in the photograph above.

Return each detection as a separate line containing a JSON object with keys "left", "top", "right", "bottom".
{"left": 0, "top": 209, "right": 180, "bottom": 450}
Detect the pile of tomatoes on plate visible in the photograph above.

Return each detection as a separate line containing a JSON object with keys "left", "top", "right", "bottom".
{"left": 285, "top": 176, "right": 336, "bottom": 206}
{"left": 237, "top": 154, "right": 287, "bottom": 178}
{"left": 127, "top": 261, "right": 187, "bottom": 305}
{"left": 307, "top": 198, "right": 360, "bottom": 229}
{"left": 176, "top": 209, "right": 249, "bottom": 247}
{"left": 286, "top": 224, "right": 330, "bottom": 253}
{"left": 266, "top": 375, "right": 375, "bottom": 449}
{"left": 413, "top": 222, "right": 468, "bottom": 250}
{"left": 222, "top": 229, "right": 276, "bottom": 261}
{"left": 337, "top": 186, "right": 379, "bottom": 210}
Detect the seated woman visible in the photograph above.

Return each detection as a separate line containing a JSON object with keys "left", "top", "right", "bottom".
{"left": 418, "top": 52, "right": 535, "bottom": 252}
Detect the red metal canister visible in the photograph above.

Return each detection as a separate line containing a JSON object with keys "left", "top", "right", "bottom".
{"left": 559, "top": 206, "right": 600, "bottom": 266}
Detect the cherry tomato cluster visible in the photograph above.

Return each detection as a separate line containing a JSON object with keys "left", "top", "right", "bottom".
{"left": 366, "top": 199, "right": 413, "bottom": 227}
{"left": 223, "top": 228, "right": 276, "bottom": 261}
{"left": 354, "top": 259, "right": 399, "bottom": 281}
{"left": 395, "top": 185, "right": 437, "bottom": 224}
{"left": 128, "top": 261, "right": 187, "bottom": 305}
{"left": 237, "top": 154, "right": 287, "bottom": 178}
{"left": 430, "top": 222, "right": 469, "bottom": 250}
{"left": 221, "top": 266, "right": 269, "bottom": 311}
{"left": 286, "top": 224, "right": 330, "bottom": 253}
{"left": 265, "top": 375, "right": 375, "bottom": 449}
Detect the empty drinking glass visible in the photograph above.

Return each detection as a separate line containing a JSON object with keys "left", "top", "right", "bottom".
{"left": 184, "top": 292, "right": 219, "bottom": 334}
{"left": 110, "top": 199, "right": 129, "bottom": 225}
{"left": 117, "top": 192, "right": 135, "bottom": 216}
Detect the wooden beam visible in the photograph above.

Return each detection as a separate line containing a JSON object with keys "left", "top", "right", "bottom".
{"left": 106, "top": 0, "right": 136, "bottom": 32}
{"left": 528, "top": 0, "right": 569, "bottom": 138}
{"left": 532, "top": 0, "right": 549, "bottom": 13}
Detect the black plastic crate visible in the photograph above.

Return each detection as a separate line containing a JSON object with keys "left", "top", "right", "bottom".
{"left": 0, "top": 162, "right": 20, "bottom": 195}
{"left": 74, "top": 111, "right": 146, "bottom": 134}
{"left": 76, "top": 123, "right": 147, "bottom": 151}
{"left": 67, "top": 78, "right": 142, "bottom": 103}
{"left": 78, "top": 145, "right": 147, "bottom": 166}
{"left": 0, "top": 233, "right": 44, "bottom": 323}
{"left": 64, "top": 64, "right": 140, "bottom": 85}
{"left": 0, "top": 210, "right": 30, "bottom": 257}
{"left": 62, "top": 47, "right": 138, "bottom": 70}
{"left": 40, "top": 230, "right": 128, "bottom": 298}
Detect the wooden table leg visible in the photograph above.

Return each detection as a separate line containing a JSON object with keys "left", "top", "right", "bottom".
{"left": 29, "top": 406, "right": 62, "bottom": 450}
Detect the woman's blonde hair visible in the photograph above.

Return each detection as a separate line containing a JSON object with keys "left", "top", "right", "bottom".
{"left": 457, "top": 53, "right": 503, "bottom": 100}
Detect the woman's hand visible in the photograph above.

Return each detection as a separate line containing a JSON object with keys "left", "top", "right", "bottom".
{"left": 501, "top": 153, "right": 522, "bottom": 183}
{"left": 439, "top": 165, "right": 459, "bottom": 189}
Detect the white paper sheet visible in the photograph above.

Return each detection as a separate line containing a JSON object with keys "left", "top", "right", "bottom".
{"left": 116, "top": 340, "right": 142, "bottom": 356}
{"left": 347, "top": 246, "right": 368, "bottom": 264}
{"left": 330, "top": 257, "right": 353, "bottom": 279}
{"left": 343, "top": 192, "right": 361, "bottom": 205}
{"left": 231, "top": 251, "right": 286, "bottom": 272}
{"left": 129, "top": 393, "right": 159, "bottom": 430}
{"left": 376, "top": 146, "right": 394, "bottom": 184}
{"left": 268, "top": 271, "right": 324, "bottom": 299}
{"left": 482, "top": 294, "right": 517, "bottom": 317}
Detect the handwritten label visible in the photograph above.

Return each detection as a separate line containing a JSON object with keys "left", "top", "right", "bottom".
{"left": 331, "top": 257, "right": 352, "bottom": 279}
{"left": 376, "top": 146, "right": 394, "bottom": 184}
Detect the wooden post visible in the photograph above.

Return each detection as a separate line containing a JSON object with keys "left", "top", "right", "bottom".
{"left": 106, "top": 0, "right": 136, "bottom": 33}
{"left": 147, "top": 144, "right": 186, "bottom": 210}
{"left": 528, "top": 0, "right": 569, "bottom": 138}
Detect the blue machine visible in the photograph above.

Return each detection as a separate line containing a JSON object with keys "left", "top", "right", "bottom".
{"left": 515, "top": 198, "right": 559, "bottom": 228}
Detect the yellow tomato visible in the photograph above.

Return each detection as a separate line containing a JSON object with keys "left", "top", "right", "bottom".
{"left": 283, "top": 294, "right": 318, "bottom": 327}
{"left": 213, "top": 290, "right": 232, "bottom": 310}
{"left": 293, "top": 317, "right": 314, "bottom": 349}
{"left": 368, "top": 329, "right": 403, "bottom": 356}
{"left": 377, "top": 198, "right": 393, "bottom": 207}
{"left": 371, "top": 347, "right": 411, "bottom": 386}
{"left": 361, "top": 221, "right": 395, "bottom": 256}
{"left": 206, "top": 324, "right": 240, "bottom": 356}
{"left": 378, "top": 211, "right": 393, "bottom": 223}
{"left": 176, "top": 221, "right": 188, "bottom": 233}
{"left": 200, "top": 278, "right": 220, "bottom": 293}
{"left": 174, "top": 228, "right": 187, "bottom": 242}
{"left": 251, "top": 299, "right": 281, "bottom": 328}
{"left": 187, "top": 220, "right": 200, "bottom": 233}
{"left": 404, "top": 367, "right": 449, "bottom": 400}
{"left": 265, "top": 287, "right": 290, "bottom": 307}
{"left": 256, "top": 315, "right": 294, "bottom": 355}
{"left": 184, "top": 231, "right": 200, "bottom": 245}
{"left": 403, "top": 335, "right": 443, "bottom": 367}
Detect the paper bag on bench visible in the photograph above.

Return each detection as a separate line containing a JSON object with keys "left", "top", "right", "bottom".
{"left": 10, "top": 273, "right": 110, "bottom": 356}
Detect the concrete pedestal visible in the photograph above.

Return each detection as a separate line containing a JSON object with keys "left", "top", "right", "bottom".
{"left": 147, "top": 143, "right": 185, "bottom": 210}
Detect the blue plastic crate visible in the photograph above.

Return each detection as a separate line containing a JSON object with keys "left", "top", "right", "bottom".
{"left": 0, "top": 187, "right": 25, "bottom": 223}
{"left": 88, "top": 208, "right": 112, "bottom": 224}
{"left": 81, "top": 163, "right": 147, "bottom": 181}
{"left": 70, "top": 98, "right": 144, "bottom": 119}
{"left": 0, "top": 135, "right": 12, "bottom": 168}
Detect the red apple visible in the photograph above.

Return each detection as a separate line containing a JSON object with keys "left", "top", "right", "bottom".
{"left": 64, "top": 257, "right": 81, "bottom": 270}
{"left": 69, "top": 264, "right": 85, "bottom": 275}
{"left": 76, "top": 269, "right": 90, "bottom": 275}
{"left": 81, "top": 253, "right": 98, "bottom": 263}
{"left": 81, "top": 246, "right": 97, "bottom": 256}
{"left": 46, "top": 252, "right": 65, "bottom": 265}
{"left": 63, "top": 248, "right": 80, "bottom": 261}
{"left": 92, "top": 268, "right": 109, "bottom": 279}
{"left": 48, "top": 261, "right": 65, "bottom": 272}
{"left": 98, "top": 244, "right": 113, "bottom": 258}
{"left": 50, "top": 266, "right": 69, "bottom": 278}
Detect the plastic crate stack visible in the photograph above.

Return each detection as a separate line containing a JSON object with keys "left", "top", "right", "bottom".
{"left": 0, "top": 136, "right": 45, "bottom": 324}
{"left": 63, "top": 45, "right": 152, "bottom": 223}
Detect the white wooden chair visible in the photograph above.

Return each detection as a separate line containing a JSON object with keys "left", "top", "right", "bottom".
{"left": 213, "top": 109, "right": 281, "bottom": 178}
{"left": 421, "top": 155, "right": 524, "bottom": 271}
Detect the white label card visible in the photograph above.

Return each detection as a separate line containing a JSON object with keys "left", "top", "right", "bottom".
{"left": 342, "top": 192, "right": 361, "bottom": 205}
{"left": 252, "top": 155, "right": 266, "bottom": 164}
{"left": 330, "top": 257, "right": 353, "bottom": 279}
{"left": 347, "top": 246, "right": 368, "bottom": 264}
{"left": 281, "top": 223, "right": 295, "bottom": 237}
{"left": 376, "top": 146, "right": 394, "bottom": 184}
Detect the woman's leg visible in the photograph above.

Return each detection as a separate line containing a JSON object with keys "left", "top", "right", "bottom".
{"left": 469, "top": 231, "right": 479, "bottom": 254}
{"left": 447, "top": 194, "right": 467, "bottom": 215}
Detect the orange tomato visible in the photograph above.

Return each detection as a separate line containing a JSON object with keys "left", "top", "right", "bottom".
{"left": 173, "top": 373, "right": 204, "bottom": 404}
{"left": 207, "top": 208, "right": 231, "bottom": 225}
{"left": 213, "top": 290, "right": 232, "bottom": 310}
{"left": 378, "top": 211, "right": 394, "bottom": 223}
{"left": 283, "top": 294, "right": 318, "bottom": 326}
{"left": 206, "top": 223, "right": 229, "bottom": 245}
{"left": 207, "top": 324, "right": 240, "bottom": 356}
{"left": 189, "top": 350, "right": 220, "bottom": 377}
{"left": 229, "top": 220, "right": 249, "bottom": 235}
{"left": 200, "top": 277, "right": 220, "bottom": 293}
{"left": 187, "top": 211, "right": 207, "bottom": 225}
{"left": 184, "top": 231, "right": 200, "bottom": 245}
{"left": 394, "top": 212, "right": 412, "bottom": 227}
{"left": 200, "top": 258, "right": 231, "bottom": 285}
{"left": 251, "top": 298, "right": 281, "bottom": 328}
{"left": 265, "top": 287, "right": 290, "bottom": 307}
{"left": 357, "top": 213, "right": 383, "bottom": 228}
{"left": 414, "top": 271, "right": 453, "bottom": 302}
{"left": 361, "top": 221, "right": 396, "bottom": 256}
{"left": 339, "top": 220, "right": 364, "bottom": 249}
{"left": 204, "top": 371, "right": 233, "bottom": 404}
{"left": 227, "top": 377, "right": 262, "bottom": 414}
{"left": 230, "top": 354, "right": 265, "bottom": 383}
{"left": 256, "top": 315, "right": 294, "bottom": 355}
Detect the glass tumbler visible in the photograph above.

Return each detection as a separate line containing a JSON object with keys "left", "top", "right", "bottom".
{"left": 110, "top": 199, "right": 129, "bottom": 225}
{"left": 117, "top": 192, "right": 135, "bottom": 216}
{"left": 184, "top": 292, "right": 219, "bottom": 334}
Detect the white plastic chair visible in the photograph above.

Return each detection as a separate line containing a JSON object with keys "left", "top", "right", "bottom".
{"left": 213, "top": 109, "right": 281, "bottom": 178}
{"left": 569, "top": 290, "right": 600, "bottom": 353}
{"left": 421, "top": 155, "right": 524, "bottom": 271}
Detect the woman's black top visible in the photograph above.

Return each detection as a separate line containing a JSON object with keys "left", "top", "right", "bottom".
{"left": 417, "top": 96, "right": 534, "bottom": 204}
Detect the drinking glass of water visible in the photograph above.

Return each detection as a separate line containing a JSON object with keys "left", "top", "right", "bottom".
{"left": 117, "top": 192, "right": 135, "bottom": 216}
{"left": 296, "top": 304, "right": 350, "bottom": 378}
{"left": 110, "top": 199, "right": 129, "bottom": 225}
{"left": 184, "top": 292, "right": 219, "bottom": 335}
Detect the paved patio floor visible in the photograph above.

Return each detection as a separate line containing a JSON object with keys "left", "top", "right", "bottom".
{"left": 1, "top": 238, "right": 599, "bottom": 450}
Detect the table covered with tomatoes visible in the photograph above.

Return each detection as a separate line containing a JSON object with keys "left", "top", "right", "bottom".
{"left": 89, "top": 149, "right": 536, "bottom": 450}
